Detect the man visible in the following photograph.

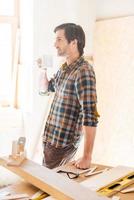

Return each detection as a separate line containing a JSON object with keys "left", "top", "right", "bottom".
{"left": 42, "top": 23, "right": 99, "bottom": 169}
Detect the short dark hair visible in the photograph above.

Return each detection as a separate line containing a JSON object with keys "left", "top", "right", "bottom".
{"left": 54, "top": 23, "right": 85, "bottom": 56}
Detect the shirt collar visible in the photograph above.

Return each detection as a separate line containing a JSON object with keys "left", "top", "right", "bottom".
{"left": 61, "top": 56, "right": 84, "bottom": 72}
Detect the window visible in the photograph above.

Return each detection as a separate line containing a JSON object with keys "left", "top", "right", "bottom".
{"left": 0, "top": 0, "right": 19, "bottom": 107}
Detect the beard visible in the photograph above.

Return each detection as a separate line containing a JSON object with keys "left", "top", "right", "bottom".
{"left": 57, "top": 50, "right": 64, "bottom": 56}
{"left": 56, "top": 48, "right": 67, "bottom": 57}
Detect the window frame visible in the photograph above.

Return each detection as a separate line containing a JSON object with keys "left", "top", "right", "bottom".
{"left": 0, "top": 0, "right": 20, "bottom": 108}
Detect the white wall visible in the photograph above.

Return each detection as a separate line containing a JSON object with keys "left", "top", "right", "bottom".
{"left": 34, "top": 0, "right": 96, "bottom": 57}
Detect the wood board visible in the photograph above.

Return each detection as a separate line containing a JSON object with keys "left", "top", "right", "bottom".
{"left": 0, "top": 157, "right": 109, "bottom": 200}
{"left": 81, "top": 165, "right": 134, "bottom": 191}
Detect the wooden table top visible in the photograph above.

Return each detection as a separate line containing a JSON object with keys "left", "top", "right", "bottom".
{"left": 0, "top": 160, "right": 133, "bottom": 200}
{"left": 55, "top": 163, "right": 134, "bottom": 200}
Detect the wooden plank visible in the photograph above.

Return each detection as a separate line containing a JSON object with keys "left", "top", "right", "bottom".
{"left": 0, "top": 181, "right": 38, "bottom": 197}
{"left": 0, "top": 157, "right": 109, "bottom": 200}
{"left": 81, "top": 166, "right": 134, "bottom": 191}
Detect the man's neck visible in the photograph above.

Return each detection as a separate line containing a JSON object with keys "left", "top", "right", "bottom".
{"left": 66, "top": 52, "right": 80, "bottom": 65}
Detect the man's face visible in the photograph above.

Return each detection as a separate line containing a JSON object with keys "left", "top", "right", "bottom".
{"left": 54, "top": 29, "right": 71, "bottom": 56}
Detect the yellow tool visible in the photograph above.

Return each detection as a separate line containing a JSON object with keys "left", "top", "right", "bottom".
{"left": 32, "top": 193, "right": 48, "bottom": 200}
{"left": 97, "top": 171, "right": 134, "bottom": 197}
{"left": 31, "top": 190, "right": 49, "bottom": 200}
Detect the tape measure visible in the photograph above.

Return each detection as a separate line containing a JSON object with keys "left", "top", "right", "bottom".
{"left": 97, "top": 171, "right": 134, "bottom": 197}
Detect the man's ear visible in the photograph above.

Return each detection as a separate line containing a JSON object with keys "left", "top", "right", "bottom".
{"left": 71, "top": 39, "right": 77, "bottom": 46}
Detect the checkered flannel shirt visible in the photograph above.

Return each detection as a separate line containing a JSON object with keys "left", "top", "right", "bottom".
{"left": 43, "top": 56, "right": 99, "bottom": 148}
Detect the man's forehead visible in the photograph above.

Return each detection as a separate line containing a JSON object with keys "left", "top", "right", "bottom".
{"left": 55, "top": 29, "right": 65, "bottom": 37}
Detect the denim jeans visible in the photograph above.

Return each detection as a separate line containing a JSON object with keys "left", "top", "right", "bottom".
{"left": 42, "top": 142, "right": 77, "bottom": 169}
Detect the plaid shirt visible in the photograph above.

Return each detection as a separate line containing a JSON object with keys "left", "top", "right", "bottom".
{"left": 43, "top": 56, "right": 99, "bottom": 148}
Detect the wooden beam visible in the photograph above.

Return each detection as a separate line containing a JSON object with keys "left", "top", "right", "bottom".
{"left": 0, "top": 157, "right": 109, "bottom": 200}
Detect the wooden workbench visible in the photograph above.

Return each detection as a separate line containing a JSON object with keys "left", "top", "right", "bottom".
{"left": 0, "top": 157, "right": 109, "bottom": 200}
{"left": 0, "top": 158, "right": 133, "bottom": 200}
{"left": 55, "top": 163, "right": 134, "bottom": 200}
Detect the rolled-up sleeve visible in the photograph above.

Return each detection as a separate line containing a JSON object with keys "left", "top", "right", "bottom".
{"left": 48, "top": 70, "right": 61, "bottom": 92}
{"left": 48, "top": 78, "right": 55, "bottom": 92}
{"left": 75, "top": 66, "right": 99, "bottom": 127}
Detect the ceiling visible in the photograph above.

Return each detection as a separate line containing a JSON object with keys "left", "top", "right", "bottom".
{"left": 96, "top": 0, "right": 134, "bottom": 20}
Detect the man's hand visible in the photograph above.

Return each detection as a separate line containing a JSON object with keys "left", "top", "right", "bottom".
{"left": 72, "top": 126, "right": 96, "bottom": 169}
{"left": 72, "top": 156, "right": 91, "bottom": 169}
